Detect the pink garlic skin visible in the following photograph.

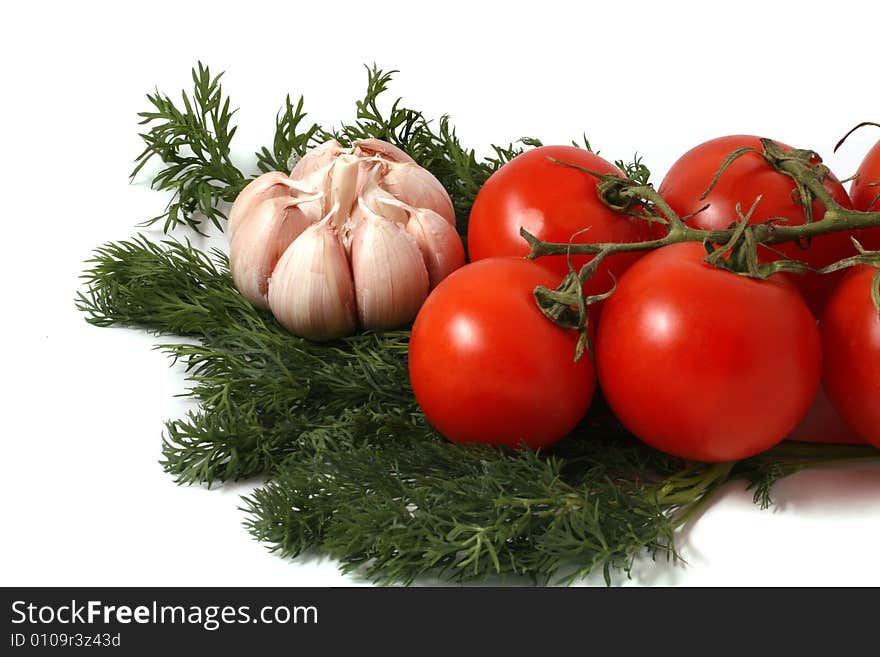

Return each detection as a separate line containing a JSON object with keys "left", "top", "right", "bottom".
{"left": 352, "top": 138, "right": 416, "bottom": 164}
{"left": 405, "top": 207, "right": 466, "bottom": 289}
{"left": 229, "top": 197, "right": 313, "bottom": 309}
{"left": 227, "top": 171, "right": 297, "bottom": 242}
{"left": 378, "top": 161, "right": 456, "bottom": 227}
{"left": 290, "top": 139, "right": 345, "bottom": 180}
{"left": 357, "top": 179, "right": 409, "bottom": 224}
{"left": 350, "top": 213, "right": 429, "bottom": 330}
{"left": 267, "top": 222, "right": 357, "bottom": 340}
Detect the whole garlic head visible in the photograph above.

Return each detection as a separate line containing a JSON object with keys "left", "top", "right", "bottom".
{"left": 228, "top": 138, "right": 464, "bottom": 340}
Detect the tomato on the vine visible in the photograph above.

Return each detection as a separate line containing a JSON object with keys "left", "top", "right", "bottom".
{"left": 467, "top": 146, "right": 655, "bottom": 299}
{"left": 408, "top": 257, "right": 595, "bottom": 449}
{"left": 785, "top": 385, "right": 863, "bottom": 445}
{"left": 850, "top": 139, "right": 880, "bottom": 251}
{"left": 851, "top": 140, "right": 880, "bottom": 212}
{"left": 820, "top": 265, "right": 880, "bottom": 447}
{"left": 595, "top": 242, "right": 821, "bottom": 462}
{"left": 658, "top": 135, "right": 854, "bottom": 315}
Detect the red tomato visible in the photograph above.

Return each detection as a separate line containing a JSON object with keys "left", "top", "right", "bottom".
{"left": 467, "top": 146, "right": 655, "bottom": 299}
{"left": 595, "top": 242, "right": 821, "bottom": 462}
{"left": 409, "top": 258, "right": 595, "bottom": 449}
{"left": 658, "top": 135, "right": 854, "bottom": 315}
{"left": 820, "top": 265, "right": 880, "bottom": 447}
{"left": 785, "top": 385, "right": 864, "bottom": 445}
{"left": 850, "top": 140, "right": 880, "bottom": 251}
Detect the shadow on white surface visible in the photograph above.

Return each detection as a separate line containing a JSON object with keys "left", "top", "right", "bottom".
{"left": 763, "top": 462, "right": 880, "bottom": 515}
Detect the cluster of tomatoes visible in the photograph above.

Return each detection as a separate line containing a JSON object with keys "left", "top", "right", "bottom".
{"left": 408, "top": 136, "right": 880, "bottom": 462}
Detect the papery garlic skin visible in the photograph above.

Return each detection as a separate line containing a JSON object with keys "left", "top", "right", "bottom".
{"left": 353, "top": 138, "right": 415, "bottom": 164}
{"left": 268, "top": 221, "right": 357, "bottom": 340}
{"left": 328, "top": 154, "right": 361, "bottom": 220}
{"left": 379, "top": 161, "right": 456, "bottom": 227}
{"left": 351, "top": 204, "right": 429, "bottom": 330}
{"left": 228, "top": 171, "right": 306, "bottom": 241}
{"left": 290, "top": 139, "right": 345, "bottom": 180}
{"left": 355, "top": 173, "right": 409, "bottom": 227}
{"left": 404, "top": 207, "right": 467, "bottom": 289}
{"left": 230, "top": 197, "right": 313, "bottom": 309}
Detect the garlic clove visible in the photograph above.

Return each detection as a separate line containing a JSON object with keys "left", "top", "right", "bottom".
{"left": 268, "top": 221, "right": 357, "bottom": 340}
{"left": 350, "top": 206, "right": 429, "bottom": 330}
{"left": 353, "top": 138, "right": 415, "bottom": 164}
{"left": 292, "top": 163, "right": 333, "bottom": 223}
{"left": 329, "top": 153, "right": 361, "bottom": 224}
{"left": 230, "top": 197, "right": 313, "bottom": 309}
{"left": 378, "top": 161, "right": 456, "bottom": 227}
{"left": 290, "top": 139, "right": 345, "bottom": 180}
{"left": 359, "top": 179, "right": 409, "bottom": 226}
{"left": 228, "top": 171, "right": 301, "bottom": 241}
{"left": 405, "top": 207, "right": 466, "bottom": 289}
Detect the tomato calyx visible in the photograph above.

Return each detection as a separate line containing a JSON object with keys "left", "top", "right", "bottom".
{"left": 702, "top": 138, "right": 835, "bottom": 229}
{"left": 546, "top": 157, "right": 674, "bottom": 235}
{"left": 532, "top": 263, "right": 616, "bottom": 361}
{"left": 548, "top": 157, "right": 645, "bottom": 213}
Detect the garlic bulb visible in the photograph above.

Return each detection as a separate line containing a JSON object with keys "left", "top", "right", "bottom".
{"left": 228, "top": 138, "right": 464, "bottom": 340}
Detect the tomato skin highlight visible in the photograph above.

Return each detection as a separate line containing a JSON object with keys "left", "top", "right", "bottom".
{"left": 820, "top": 265, "right": 880, "bottom": 447}
{"left": 850, "top": 140, "right": 880, "bottom": 251}
{"left": 467, "top": 146, "right": 655, "bottom": 299}
{"left": 595, "top": 242, "right": 821, "bottom": 462}
{"left": 408, "top": 258, "right": 595, "bottom": 450}
{"left": 658, "top": 135, "right": 854, "bottom": 315}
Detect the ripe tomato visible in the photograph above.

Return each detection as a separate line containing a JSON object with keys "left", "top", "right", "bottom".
{"left": 785, "top": 385, "right": 864, "bottom": 445}
{"left": 820, "top": 265, "right": 880, "bottom": 447}
{"left": 658, "top": 135, "right": 854, "bottom": 315}
{"left": 595, "top": 242, "right": 821, "bottom": 462}
{"left": 851, "top": 140, "right": 880, "bottom": 212}
{"left": 467, "top": 146, "right": 655, "bottom": 299}
{"left": 409, "top": 257, "right": 595, "bottom": 449}
{"left": 850, "top": 140, "right": 880, "bottom": 251}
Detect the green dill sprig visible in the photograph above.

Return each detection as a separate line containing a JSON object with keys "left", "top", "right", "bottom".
{"left": 255, "top": 94, "right": 322, "bottom": 174}
{"left": 242, "top": 418, "right": 690, "bottom": 585}
{"left": 244, "top": 413, "right": 880, "bottom": 584}
{"left": 76, "top": 236, "right": 415, "bottom": 485}
{"left": 132, "top": 62, "right": 248, "bottom": 234}
{"left": 733, "top": 441, "right": 880, "bottom": 509}
{"left": 616, "top": 154, "right": 651, "bottom": 185}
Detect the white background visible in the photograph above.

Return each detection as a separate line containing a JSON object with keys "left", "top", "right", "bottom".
{"left": 3, "top": 0, "right": 880, "bottom": 587}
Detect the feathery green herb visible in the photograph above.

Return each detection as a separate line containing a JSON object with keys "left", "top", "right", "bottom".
{"left": 133, "top": 63, "right": 248, "bottom": 234}
{"left": 79, "top": 63, "right": 880, "bottom": 585}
